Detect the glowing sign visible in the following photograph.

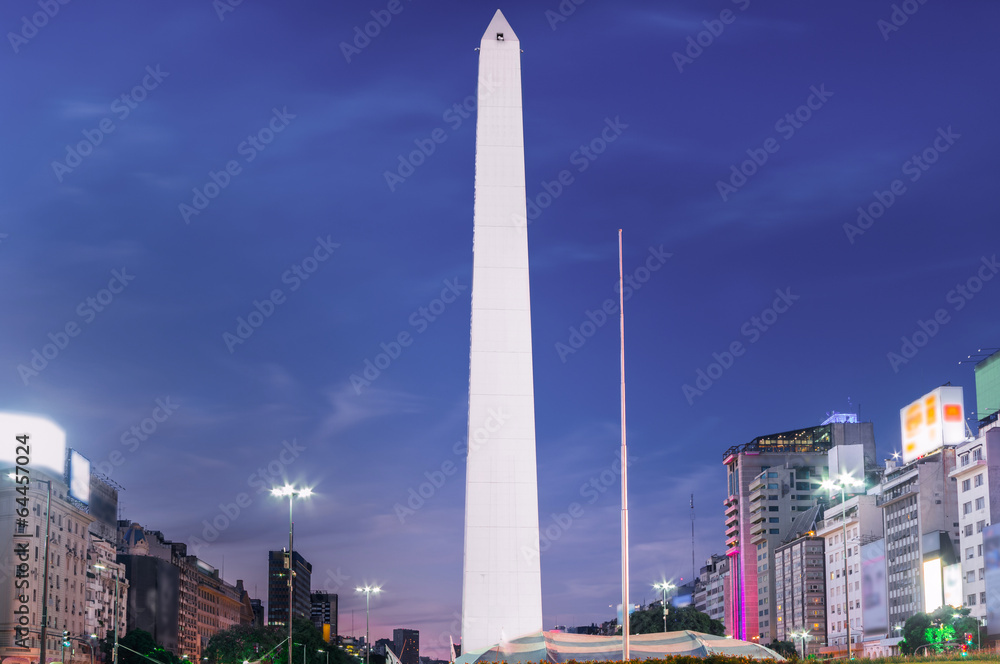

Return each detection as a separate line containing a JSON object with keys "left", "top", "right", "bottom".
{"left": 900, "top": 386, "right": 965, "bottom": 463}
{"left": 68, "top": 449, "right": 91, "bottom": 504}
{"left": 944, "top": 562, "right": 963, "bottom": 608}
{"left": 0, "top": 412, "right": 67, "bottom": 477}
{"left": 923, "top": 558, "right": 943, "bottom": 613}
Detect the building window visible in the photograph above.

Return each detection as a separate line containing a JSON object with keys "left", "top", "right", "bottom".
{"left": 967, "top": 548, "right": 974, "bottom": 560}
{"left": 975, "top": 474, "right": 984, "bottom": 487}
{"left": 968, "top": 571, "right": 975, "bottom": 583}
{"left": 978, "top": 520, "right": 986, "bottom": 533}
{"left": 980, "top": 568, "right": 985, "bottom": 580}
{"left": 966, "top": 525, "right": 974, "bottom": 536}
{"left": 769, "top": 518, "right": 779, "bottom": 523}
{"left": 961, "top": 454, "right": 970, "bottom": 466}
{"left": 974, "top": 448, "right": 983, "bottom": 461}
{"left": 968, "top": 594, "right": 977, "bottom": 606}
{"left": 964, "top": 502, "right": 973, "bottom": 515}
{"left": 963, "top": 479, "right": 971, "bottom": 492}
{"left": 768, "top": 484, "right": 778, "bottom": 489}
{"left": 978, "top": 544, "right": 983, "bottom": 556}
{"left": 976, "top": 497, "right": 985, "bottom": 510}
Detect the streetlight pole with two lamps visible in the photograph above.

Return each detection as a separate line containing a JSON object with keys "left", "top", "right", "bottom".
{"left": 652, "top": 582, "right": 675, "bottom": 632}
{"left": 356, "top": 586, "right": 381, "bottom": 664}
{"left": 821, "top": 472, "right": 864, "bottom": 660}
{"left": 790, "top": 628, "right": 811, "bottom": 659}
{"left": 271, "top": 485, "right": 313, "bottom": 664}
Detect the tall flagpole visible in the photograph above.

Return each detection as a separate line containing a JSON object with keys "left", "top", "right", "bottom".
{"left": 619, "top": 229, "right": 631, "bottom": 661}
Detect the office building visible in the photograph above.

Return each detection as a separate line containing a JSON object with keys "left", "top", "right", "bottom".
{"left": 773, "top": 520, "right": 825, "bottom": 656}
{"left": 393, "top": 628, "right": 419, "bottom": 664}
{"left": 311, "top": 591, "right": 338, "bottom": 643}
{"left": 877, "top": 447, "right": 961, "bottom": 628}
{"left": 723, "top": 416, "right": 875, "bottom": 642}
{"left": 268, "top": 550, "right": 312, "bottom": 627}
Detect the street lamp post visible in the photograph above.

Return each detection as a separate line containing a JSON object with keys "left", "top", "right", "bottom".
{"left": 652, "top": 582, "right": 675, "bottom": 632}
{"left": 822, "top": 473, "right": 863, "bottom": 660}
{"left": 271, "top": 485, "right": 313, "bottom": 664}
{"left": 790, "top": 628, "right": 811, "bottom": 659}
{"left": 318, "top": 649, "right": 328, "bottom": 664}
{"left": 355, "top": 586, "right": 381, "bottom": 664}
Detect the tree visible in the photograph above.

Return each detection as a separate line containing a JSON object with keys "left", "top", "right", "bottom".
{"left": 766, "top": 640, "right": 798, "bottom": 660}
{"left": 627, "top": 603, "right": 724, "bottom": 636}
{"left": 205, "top": 618, "right": 353, "bottom": 664}
{"left": 900, "top": 613, "right": 931, "bottom": 655}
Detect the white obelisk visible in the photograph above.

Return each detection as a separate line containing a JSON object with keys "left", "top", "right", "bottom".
{"left": 461, "top": 9, "right": 543, "bottom": 656}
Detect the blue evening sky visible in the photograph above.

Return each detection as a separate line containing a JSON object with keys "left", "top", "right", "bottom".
{"left": 2, "top": 0, "right": 998, "bottom": 656}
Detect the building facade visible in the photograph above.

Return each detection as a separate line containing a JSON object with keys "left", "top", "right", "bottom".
{"left": 694, "top": 554, "right": 728, "bottom": 628}
{"left": 267, "top": 550, "right": 312, "bottom": 627}
{"left": 86, "top": 536, "right": 129, "bottom": 654}
{"left": 392, "top": 628, "right": 419, "bottom": 664}
{"left": 815, "top": 493, "right": 883, "bottom": 653}
{"left": 311, "top": 592, "right": 338, "bottom": 643}
{"left": 773, "top": 534, "right": 826, "bottom": 655}
{"left": 877, "top": 448, "right": 961, "bottom": 629}
{"left": 1, "top": 468, "right": 103, "bottom": 664}
{"left": 952, "top": 428, "right": 1000, "bottom": 623}
{"left": 723, "top": 418, "right": 875, "bottom": 643}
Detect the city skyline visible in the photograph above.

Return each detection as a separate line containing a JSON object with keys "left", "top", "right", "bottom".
{"left": 2, "top": 0, "right": 999, "bottom": 659}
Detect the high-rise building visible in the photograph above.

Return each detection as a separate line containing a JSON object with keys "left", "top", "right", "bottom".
{"left": 815, "top": 493, "right": 883, "bottom": 653}
{"left": 311, "top": 592, "right": 338, "bottom": 643}
{"left": 393, "top": 628, "right": 419, "bottom": 664}
{"left": 773, "top": 526, "right": 825, "bottom": 656}
{"left": 723, "top": 418, "right": 875, "bottom": 642}
{"left": 694, "top": 554, "right": 728, "bottom": 628}
{"left": 268, "top": 550, "right": 312, "bottom": 627}
{"left": 952, "top": 428, "right": 1000, "bottom": 623}
{"left": 876, "top": 447, "right": 961, "bottom": 628}
{"left": 461, "top": 9, "right": 543, "bottom": 656}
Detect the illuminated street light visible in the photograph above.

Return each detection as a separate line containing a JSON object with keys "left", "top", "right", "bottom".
{"left": 355, "top": 585, "right": 382, "bottom": 664}
{"left": 790, "top": 628, "right": 811, "bottom": 659}
{"left": 271, "top": 484, "right": 314, "bottom": 664}
{"left": 821, "top": 472, "right": 864, "bottom": 660}
{"left": 652, "top": 582, "right": 676, "bottom": 632}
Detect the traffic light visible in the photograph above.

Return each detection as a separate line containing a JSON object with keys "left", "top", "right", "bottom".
{"left": 62, "top": 631, "right": 71, "bottom": 647}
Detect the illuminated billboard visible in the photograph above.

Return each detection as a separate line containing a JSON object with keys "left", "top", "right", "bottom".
{"left": 0, "top": 412, "right": 67, "bottom": 478}
{"left": 943, "top": 563, "right": 963, "bottom": 608}
{"left": 67, "top": 449, "right": 91, "bottom": 504}
{"left": 986, "top": 524, "right": 1000, "bottom": 637}
{"left": 923, "top": 558, "right": 943, "bottom": 613}
{"left": 900, "top": 386, "right": 965, "bottom": 463}
{"left": 861, "top": 539, "right": 888, "bottom": 637}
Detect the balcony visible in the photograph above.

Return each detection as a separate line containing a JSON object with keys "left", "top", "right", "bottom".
{"left": 877, "top": 484, "right": 917, "bottom": 507}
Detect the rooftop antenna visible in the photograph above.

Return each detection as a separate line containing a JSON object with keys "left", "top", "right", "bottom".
{"left": 690, "top": 494, "right": 695, "bottom": 582}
